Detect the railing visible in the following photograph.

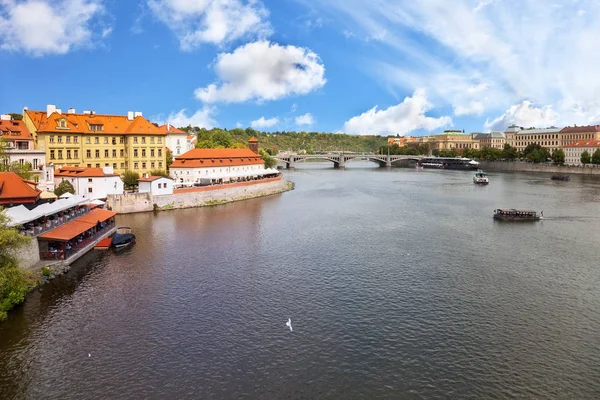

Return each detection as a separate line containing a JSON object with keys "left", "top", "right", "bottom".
{"left": 39, "top": 221, "right": 115, "bottom": 260}
{"left": 23, "top": 207, "right": 91, "bottom": 237}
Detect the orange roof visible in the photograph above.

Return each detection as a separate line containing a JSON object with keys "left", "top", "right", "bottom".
{"left": 171, "top": 148, "right": 263, "bottom": 168}
{"left": 25, "top": 110, "right": 166, "bottom": 136}
{"left": 0, "top": 119, "right": 33, "bottom": 141}
{"left": 0, "top": 172, "right": 41, "bottom": 204}
{"left": 564, "top": 139, "right": 600, "bottom": 148}
{"left": 138, "top": 175, "right": 172, "bottom": 182}
{"left": 158, "top": 124, "right": 186, "bottom": 134}
{"left": 55, "top": 166, "right": 119, "bottom": 178}
{"left": 248, "top": 137, "right": 258, "bottom": 143}
{"left": 39, "top": 209, "right": 117, "bottom": 241}
{"left": 560, "top": 125, "right": 600, "bottom": 133}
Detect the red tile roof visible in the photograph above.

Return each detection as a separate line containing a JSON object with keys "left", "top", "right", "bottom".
{"left": 25, "top": 110, "right": 166, "bottom": 135}
{"left": 564, "top": 139, "right": 600, "bottom": 148}
{"left": 55, "top": 166, "right": 119, "bottom": 178}
{"left": 171, "top": 148, "right": 264, "bottom": 168}
{"left": 248, "top": 137, "right": 258, "bottom": 143}
{"left": 0, "top": 119, "right": 33, "bottom": 141}
{"left": 158, "top": 124, "right": 187, "bottom": 134}
{"left": 39, "top": 209, "right": 117, "bottom": 241}
{"left": 560, "top": 125, "right": 600, "bottom": 133}
{"left": 0, "top": 172, "right": 41, "bottom": 204}
{"left": 138, "top": 175, "right": 173, "bottom": 182}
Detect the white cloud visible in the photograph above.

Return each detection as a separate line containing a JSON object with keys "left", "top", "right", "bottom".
{"left": 484, "top": 101, "right": 559, "bottom": 131}
{"left": 291, "top": 103, "right": 298, "bottom": 112}
{"left": 295, "top": 113, "right": 314, "bottom": 126}
{"left": 343, "top": 89, "right": 452, "bottom": 135}
{"left": 101, "top": 26, "right": 112, "bottom": 38}
{"left": 146, "top": 0, "right": 271, "bottom": 50}
{"left": 251, "top": 116, "right": 279, "bottom": 129}
{"left": 309, "top": 0, "right": 600, "bottom": 125}
{"left": 195, "top": 40, "right": 326, "bottom": 103}
{"left": 0, "top": 0, "right": 107, "bottom": 56}
{"left": 159, "top": 107, "right": 217, "bottom": 129}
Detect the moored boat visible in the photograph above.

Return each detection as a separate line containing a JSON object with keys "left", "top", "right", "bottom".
{"left": 493, "top": 209, "right": 541, "bottom": 221}
{"left": 473, "top": 170, "right": 489, "bottom": 185}
{"left": 551, "top": 175, "right": 570, "bottom": 181}
{"left": 111, "top": 227, "right": 136, "bottom": 249}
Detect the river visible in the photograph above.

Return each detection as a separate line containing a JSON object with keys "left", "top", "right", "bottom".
{"left": 1, "top": 163, "right": 600, "bottom": 399}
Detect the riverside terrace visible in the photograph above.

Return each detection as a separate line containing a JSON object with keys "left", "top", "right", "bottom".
{"left": 274, "top": 153, "right": 424, "bottom": 168}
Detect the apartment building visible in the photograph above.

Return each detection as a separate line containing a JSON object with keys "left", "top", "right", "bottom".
{"left": 560, "top": 125, "right": 600, "bottom": 146}
{"left": 564, "top": 139, "right": 600, "bottom": 166}
{"left": 473, "top": 131, "right": 506, "bottom": 149}
{"left": 504, "top": 126, "right": 562, "bottom": 153}
{"left": 430, "top": 131, "right": 480, "bottom": 151}
{"left": 23, "top": 105, "right": 167, "bottom": 175}
{"left": 0, "top": 115, "right": 46, "bottom": 179}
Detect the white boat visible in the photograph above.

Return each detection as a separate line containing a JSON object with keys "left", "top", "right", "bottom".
{"left": 473, "top": 170, "right": 489, "bottom": 185}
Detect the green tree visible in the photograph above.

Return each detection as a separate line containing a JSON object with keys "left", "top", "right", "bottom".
{"left": 552, "top": 148, "right": 565, "bottom": 164}
{"left": 431, "top": 149, "right": 440, "bottom": 157}
{"left": 502, "top": 144, "right": 518, "bottom": 160}
{"left": 259, "top": 148, "right": 277, "bottom": 169}
{"left": 1, "top": 161, "right": 34, "bottom": 180}
{"left": 149, "top": 169, "right": 169, "bottom": 178}
{"left": 54, "top": 180, "right": 75, "bottom": 197}
{"left": 123, "top": 170, "right": 140, "bottom": 190}
{"left": 211, "top": 130, "right": 233, "bottom": 148}
{"left": 166, "top": 149, "right": 173, "bottom": 171}
{"left": 592, "top": 148, "right": 600, "bottom": 164}
{"left": 8, "top": 113, "right": 22, "bottom": 121}
{"left": 0, "top": 209, "right": 36, "bottom": 321}
{"left": 581, "top": 150, "right": 591, "bottom": 164}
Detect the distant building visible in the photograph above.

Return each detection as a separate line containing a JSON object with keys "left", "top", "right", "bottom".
{"left": 248, "top": 136, "right": 259, "bottom": 153}
{"left": 560, "top": 125, "right": 600, "bottom": 146}
{"left": 387, "top": 136, "right": 418, "bottom": 147}
{"left": 564, "top": 140, "right": 600, "bottom": 166}
{"left": 0, "top": 114, "right": 47, "bottom": 183}
{"left": 473, "top": 131, "right": 505, "bottom": 149}
{"left": 160, "top": 124, "right": 189, "bottom": 157}
{"left": 430, "top": 131, "right": 479, "bottom": 152}
{"left": 54, "top": 166, "right": 124, "bottom": 199}
{"left": 138, "top": 175, "right": 174, "bottom": 195}
{"left": 504, "top": 126, "right": 562, "bottom": 153}
{"left": 0, "top": 171, "right": 41, "bottom": 207}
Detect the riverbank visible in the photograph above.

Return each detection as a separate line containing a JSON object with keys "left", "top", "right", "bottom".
{"left": 107, "top": 176, "right": 294, "bottom": 214}
{"left": 479, "top": 161, "right": 600, "bottom": 175}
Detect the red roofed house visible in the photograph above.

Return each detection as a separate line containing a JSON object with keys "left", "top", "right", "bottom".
{"left": 54, "top": 166, "right": 124, "bottom": 199}
{"left": 0, "top": 172, "right": 42, "bottom": 207}
{"left": 138, "top": 174, "right": 174, "bottom": 195}
{"left": 564, "top": 140, "right": 600, "bottom": 166}
{"left": 560, "top": 125, "right": 600, "bottom": 146}
{"left": 160, "top": 124, "right": 189, "bottom": 157}
{"left": 0, "top": 114, "right": 47, "bottom": 185}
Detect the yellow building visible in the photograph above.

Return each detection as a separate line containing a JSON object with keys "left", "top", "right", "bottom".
{"left": 430, "top": 130, "right": 479, "bottom": 151}
{"left": 23, "top": 105, "right": 167, "bottom": 175}
{"left": 504, "top": 125, "right": 562, "bottom": 153}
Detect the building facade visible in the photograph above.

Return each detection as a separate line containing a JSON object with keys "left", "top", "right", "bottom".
{"left": 54, "top": 166, "right": 124, "bottom": 199}
{"left": 564, "top": 140, "right": 600, "bottom": 166}
{"left": 505, "top": 126, "right": 562, "bottom": 153}
{"left": 0, "top": 115, "right": 46, "bottom": 181}
{"left": 23, "top": 105, "right": 167, "bottom": 175}
{"left": 473, "top": 131, "right": 506, "bottom": 149}
{"left": 138, "top": 175, "right": 174, "bottom": 195}
{"left": 160, "top": 124, "right": 189, "bottom": 157}
{"left": 560, "top": 125, "right": 600, "bottom": 146}
{"left": 430, "top": 131, "right": 480, "bottom": 151}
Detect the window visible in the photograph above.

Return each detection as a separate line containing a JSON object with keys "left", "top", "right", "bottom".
{"left": 120, "top": 149, "right": 124, "bottom": 157}
{"left": 177, "top": 139, "right": 180, "bottom": 145}
{"left": 18, "top": 158, "right": 24, "bottom": 165}
{"left": 134, "top": 162, "right": 139, "bottom": 169}
{"left": 158, "top": 183, "right": 161, "bottom": 189}
{"left": 88, "top": 178, "right": 93, "bottom": 183}
{"left": 66, "top": 150, "right": 71, "bottom": 159}
{"left": 134, "top": 149, "right": 138, "bottom": 157}
{"left": 60, "top": 120, "right": 67, "bottom": 128}
{"left": 105, "top": 149, "right": 109, "bottom": 158}
{"left": 86, "top": 149, "right": 91, "bottom": 158}
{"left": 142, "top": 149, "right": 146, "bottom": 157}
{"left": 142, "top": 162, "right": 146, "bottom": 169}
{"left": 66, "top": 136, "right": 71, "bottom": 143}
{"left": 142, "top": 137, "right": 146, "bottom": 144}
{"left": 33, "top": 159, "right": 38, "bottom": 169}
{"left": 87, "top": 164, "right": 92, "bottom": 168}
{"left": 57, "top": 150, "right": 63, "bottom": 159}
{"left": 88, "top": 188, "right": 93, "bottom": 193}
{"left": 95, "top": 137, "right": 99, "bottom": 144}
{"left": 113, "top": 163, "right": 117, "bottom": 169}
{"left": 158, "top": 149, "right": 162, "bottom": 157}
{"left": 112, "top": 149, "right": 116, "bottom": 158}
{"left": 151, "top": 149, "right": 155, "bottom": 157}
{"left": 134, "top": 137, "right": 138, "bottom": 144}
{"left": 74, "top": 136, "right": 78, "bottom": 144}
{"left": 120, "top": 163, "right": 124, "bottom": 168}
{"left": 104, "top": 137, "right": 108, "bottom": 144}
{"left": 49, "top": 136, "right": 55, "bottom": 143}
{"left": 120, "top": 137, "right": 124, "bottom": 144}
{"left": 74, "top": 150, "right": 79, "bottom": 159}
{"left": 90, "top": 124, "right": 103, "bottom": 132}
{"left": 95, "top": 163, "right": 100, "bottom": 168}
{"left": 95, "top": 149, "right": 100, "bottom": 158}
{"left": 57, "top": 136, "right": 62, "bottom": 143}
{"left": 112, "top": 138, "right": 117, "bottom": 145}
{"left": 150, "top": 137, "right": 155, "bottom": 144}
{"left": 158, "top": 162, "right": 162, "bottom": 168}
{"left": 50, "top": 150, "right": 55, "bottom": 160}
{"left": 86, "top": 137, "right": 90, "bottom": 144}
{"left": 158, "top": 138, "right": 162, "bottom": 144}
{"left": 151, "top": 162, "right": 155, "bottom": 169}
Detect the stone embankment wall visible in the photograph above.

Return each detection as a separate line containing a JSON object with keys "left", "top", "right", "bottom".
{"left": 107, "top": 177, "right": 293, "bottom": 214}
{"left": 13, "top": 237, "right": 40, "bottom": 271}
{"left": 480, "top": 161, "right": 600, "bottom": 175}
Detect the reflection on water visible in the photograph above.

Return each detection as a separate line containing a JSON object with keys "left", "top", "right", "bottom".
{"left": 1, "top": 164, "right": 600, "bottom": 399}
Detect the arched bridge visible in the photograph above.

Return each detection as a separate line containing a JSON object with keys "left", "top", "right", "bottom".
{"left": 274, "top": 153, "right": 424, "bottom": 168}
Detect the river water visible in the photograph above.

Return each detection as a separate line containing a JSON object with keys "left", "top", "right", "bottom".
{"left": 1, "top": 163, "right": 600, "bottom": 399}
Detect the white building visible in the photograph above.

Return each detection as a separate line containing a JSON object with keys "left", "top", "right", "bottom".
{"left": 54, "top": 166, "right": 124, "bottom": 199}
{"left": 0, "top": 114, "right": 47, "bottom": 183}
{"left": 160, "top": 124, "right": 189, "bottom": 157}
{"left": 564, "top": 139, "right": 600, "bottom": 166}
{"left": 138, "top": 175, "right": 174, "bottom": 195}
{"left": 170, "top": 148, "right": 277, "bottom": 186}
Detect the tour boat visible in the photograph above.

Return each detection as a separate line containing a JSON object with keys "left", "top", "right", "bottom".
{"left": 473, "top": 170, "right": 489, "bottom": 185}
{"left": 111, "top": 227, "right": 136, "bottom": 250}
{"left": 419, "top": 157, "right": 479, "bottom": 170}
{"left": 493, "top": 209, "right": 541, "bottom": 221}
{"left": 551, "top": 175, "right": 570, "bottom": 181}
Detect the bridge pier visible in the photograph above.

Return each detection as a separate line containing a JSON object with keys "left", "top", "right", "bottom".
{"left": 385, "top": 154, "right": 392, "bottom": 168}
{"left": 288, "top": 157, "right": 295, "bottom": 169}
{"left": 333, "top": 155, "right": 345, "bottom": 169}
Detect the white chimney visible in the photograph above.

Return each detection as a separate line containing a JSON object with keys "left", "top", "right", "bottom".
{"left": 127, "top": 111, "right": 134, "bottom": 121}
{"left": 0, "top": 114, "right": 10, "bottom": 121}
{"left": 83, "top": 110, "right": 91, "bottom": 115}
{"left": 144, "top": 173, "right": 149, "bottom": 178}
{"left": 90, "top": 110, "right": 95, "bottom": 115}
{"left": 102, "top": 166, "right": 114, "bottom": 175}
{"left": 46, "top": 104, "right": 57, "bottom": 117}
{"left": 134, "top": 111, "right": 142, "bottom": 118}
{"left": 68, "top": 108, "right": 76, "bottom": 114}
{"left": 167, "top": 123, "right": 171, "bottom": 131}
{"left": 56, "top": 108, "right": 62, "bottom": 115}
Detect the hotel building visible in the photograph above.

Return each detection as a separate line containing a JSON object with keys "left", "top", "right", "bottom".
{"left": 564, "top": 140, "right": 600, "bottom": 166}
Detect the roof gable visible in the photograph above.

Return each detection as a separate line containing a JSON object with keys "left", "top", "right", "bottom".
{"left": 0, "top": 172, "right": 41, "bottom": 202}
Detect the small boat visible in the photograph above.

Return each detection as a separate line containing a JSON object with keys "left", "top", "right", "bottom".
{"left": 551, "top": 175, "right": 570, "bottom": 181}
{"left": 493, "top": 209, "right": 541, "bottom": 221}
{"left": 111, "top": 227, "right": 136, "bottom": 249}
{"left": 473, "top": 170, "right": 489, "bottom": 185}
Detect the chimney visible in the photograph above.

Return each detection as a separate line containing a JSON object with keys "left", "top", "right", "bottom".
{"left": 46, "top": 104, "right": 57, "bottom": 117}
{"left": 0, "top": 114, "right": 10, "bottom": 121}
{"left": 167, "top": 123, "right": 171, "bottom": 131}
{"left": 127, "top": 111, "right": 134, "bottom": 121}
{"left": 134, "top": 111, "right": 143, "bottom": 118}
{"left": 83, "top": 110, "right": 91, "bottom": 115}
{"left": 90, "top": 110, "right": 95, "bottom": 115}
{"left": 102, "top": 166, "right": 114, "bottom": 175}
{"left": 144, "top": 173, "right": 149, "bottom": 178}
{"left": 68, "top": 108, "right": 76, "bottom": 114}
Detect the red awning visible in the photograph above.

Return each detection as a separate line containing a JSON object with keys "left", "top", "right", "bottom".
{"left": 39, "top": 209, "right": 117, "bottom": 241}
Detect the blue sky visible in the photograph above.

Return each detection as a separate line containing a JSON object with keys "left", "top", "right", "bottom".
{"left": 2, "top": 0, "right": 600, "bottom": 136}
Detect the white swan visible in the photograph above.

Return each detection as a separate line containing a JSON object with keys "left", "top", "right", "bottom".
{"left": 286, "top": 318, "right": 293, "bottom": 332}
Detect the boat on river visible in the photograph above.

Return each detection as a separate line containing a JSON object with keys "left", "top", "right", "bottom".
{"left": 493, "top": 209, "right": 541, "bottom": 221}
{"left": 418, "top": 157, "right": 480, "bottom": 170}
{"left": 551, "top": 175, "right": 570, "bottom": 181}
{"left": 473, "top": 170, "right": 489, "bottom": 185}
{"left": 111, "top": 227, "right": 136, "bottom": 249}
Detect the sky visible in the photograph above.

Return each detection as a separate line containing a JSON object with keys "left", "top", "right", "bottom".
{"left": 1, "top": 0, "right": 600, "bottom": 137}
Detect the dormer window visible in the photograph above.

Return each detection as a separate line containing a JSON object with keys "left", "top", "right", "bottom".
{"left": 59, "top": 119, "right": 67, "bottom": 128}
{"left": 89, "top": 124, "right": 103, "bottom": 132}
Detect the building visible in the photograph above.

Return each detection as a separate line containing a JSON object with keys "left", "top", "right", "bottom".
{"left": 160, "top": 124, "right": 189, "bottom": 157}
{"left": 170, "top": 148, "right": 273, "bottom": 186}
{"left": 505, "top": 126, "right": 562, "bottom": 153}
{"left": 564, "top": 140, "right": 600, "bottom": 166}
{"left": 473, "top": 131, "right": 506, "bottom": 149}
{"left": 387, "top": 136, "right": 418, "bottom": 147}
{"left": 54, "top": 166, "right": 124, "bottom": 199}
{"left": 138, "top": 175, "right": 174, "bottom": 195}
{"left": 430, "top": 131, "right": 479, "bottom": 151}
{"left": 0, "top": 171, "right": 41, "bottom": 207}
{"left": 187, "top": 134, "right": 197, "bottom": 150}
{"left": 0, "top": 115, "right": 47, "bottom": 182}
{"left": 560, "top": 125, "right": 600, "bottom": 146}
{"left": 23, "top": 105, "right": 167, "bottom": 175}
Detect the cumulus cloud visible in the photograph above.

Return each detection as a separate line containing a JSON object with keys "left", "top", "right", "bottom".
{"left": 484, "top": 101, "right": 559, "bottom": 131}
{"left": 158, "top": 107, "right": 217, "bottom": 129}
{"left": 147, "top": 0, "right": 271, "bottom": 50}
{"left": 295, "top": 113, "right": 314, "bottom": 126}
{"left": 343, "top": 89, "right": 452, "bottom": 135}
{"left": 251, "top": 116, "right": 278, "bottom": 129}
{"left": 195, "top": 40, "right": 326, "bottom": 103}
{"left": 0, "top": 0, "right": 107, "bottom": 56}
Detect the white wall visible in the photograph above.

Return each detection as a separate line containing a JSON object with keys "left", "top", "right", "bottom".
{"left": 170, "top": 163, "right": 265, "bottom": 184}
{"left": 139, "top": 178, "right": 173, "bottom": 195}
{"left": 56, "top": 176, "right": 124, "bottom": 198}
{"left": 165, "top": 133, "right": 189, "bottom": 157}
